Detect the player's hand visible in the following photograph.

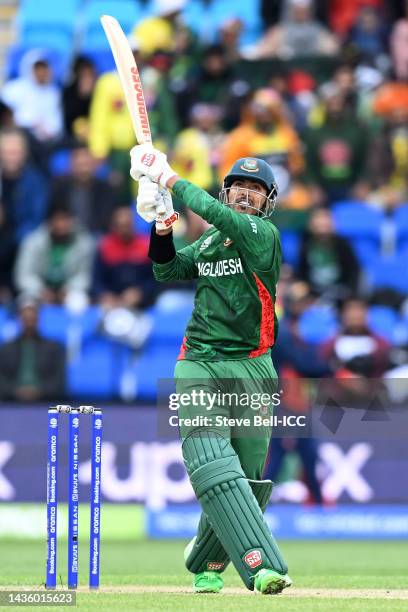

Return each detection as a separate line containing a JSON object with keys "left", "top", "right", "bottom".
{"left": 155, "top": 187, "right": 179, "bottom": 232}
{"left": 137, "top": 176, "right": 164, "bottom": 222}
{"left": 130, "top": 143, "right": 177, "bottom": 188}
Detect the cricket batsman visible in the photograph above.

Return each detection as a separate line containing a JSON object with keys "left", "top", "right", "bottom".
{"left": 130, "top": 144, "right": 292, "bottom": 595}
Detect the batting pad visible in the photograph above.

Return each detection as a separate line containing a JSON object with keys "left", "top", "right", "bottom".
{"left": 182, "top": 432, "right": 287, "bottom": 589}
{"left": 185, "top": 479, "right": 273, "bottom": 574}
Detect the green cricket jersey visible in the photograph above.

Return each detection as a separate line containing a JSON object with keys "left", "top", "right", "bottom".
{"left": 153, "top": 180, "right": 281, "bottom": 361}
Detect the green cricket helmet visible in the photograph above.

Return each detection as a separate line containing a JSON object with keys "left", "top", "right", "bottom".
{"left": 220, "top": 157, "right": 278, "bottom": 217}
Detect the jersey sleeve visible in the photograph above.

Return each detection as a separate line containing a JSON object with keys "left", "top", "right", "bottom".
{"left": 172, "top": 179, "right": 278, "bottom": 268}
{"left": 152, "top": 242, "right": 198, "bottom": 282}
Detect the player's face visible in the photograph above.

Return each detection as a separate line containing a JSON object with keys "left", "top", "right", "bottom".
{"left": 228, "top": 179, "right": 267, "bottom": 215}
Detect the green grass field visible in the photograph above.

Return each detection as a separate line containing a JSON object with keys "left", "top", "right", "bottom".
{"left": 1, "top": 540, "right": 407, "bottom": 610}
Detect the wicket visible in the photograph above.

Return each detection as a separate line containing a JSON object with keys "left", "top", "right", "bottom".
{"left": 46, "top": 405, "right": 103, "bottom": 590}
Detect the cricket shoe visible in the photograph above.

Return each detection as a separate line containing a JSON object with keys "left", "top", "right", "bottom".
{"left": 193, "top": 571, "right": 224, "bottom": 593}
{"left": 254, "top": 568, "right": 292, "bottom": 594}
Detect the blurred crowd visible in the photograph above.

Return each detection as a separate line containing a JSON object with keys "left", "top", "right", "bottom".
{"left": 0, "top": 0, "right": 408, "bottom": 405}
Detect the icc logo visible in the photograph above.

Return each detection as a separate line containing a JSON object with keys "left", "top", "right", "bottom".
{"left": 95, "top": 419, "right": 102, "bottom": 430}
{"left": 50, "top": 418, "right": 57, "bottom": 428}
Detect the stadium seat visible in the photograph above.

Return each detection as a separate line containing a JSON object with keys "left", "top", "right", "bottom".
{"left": 395, "top": 203, "right": 408, "bottom": 254}
{"left": 332, "top": 201, "right": 384, "bottom": 234}
{"left": 368, "top": 306, "right": 398, "bottom": 342}
{"left": 280, "top": 230, "right": 301, "bottom": 267}
{"left": 48, "top": 149, "right": 72, "bottom": 176}
{"left": 298, "top": 305, "right": 339, "bottom": 344}
{"left": 0, "top": 307, "right": 19, "bottom": 345}
{"left": 147, "top": 294, "right": 194, "bottom": 347}
{"left": 349, "top": 238, "right": 381, "bottom": 266}
{"left": 81, "top": 49, "right": 116, "bottom": 74}
{"left": 38, "top": 305, "right": 102, "bottom": 345}
{"left": 133, "top": 206, "right": 151, "bottom": 236}
{"left": 182, "top": 0, "right": 207, "bottom": 33}
{"left": 332, "top": 200, "right": 385, "bottom": 266}
{"left": 81, "top": 0, "right": 144, "bottom": 51}
{"left": 17, "top": 0, "right": 79, "bottom": 54}
{"left": 131, "top": 344, "right": 181, "bottom": 400}
{"left": 366, "top": 255, "right": 408, "bottom": 294}
{"left": 67, "top": 336, "right": 131, "bottom": 398}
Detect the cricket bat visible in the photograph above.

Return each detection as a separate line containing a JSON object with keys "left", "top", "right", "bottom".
{"left": 100, "top": 14, "right": 152, "bottom": 146}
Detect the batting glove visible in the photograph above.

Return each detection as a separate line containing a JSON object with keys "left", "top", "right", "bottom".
{"left": 137, "top": 176, "right": 166, "bottom": 223}
{"left": 155, "top": 188, "right": 179, "bottom": 231}
{"left": 130, "top": 143, "right": 176, "bottom": 188}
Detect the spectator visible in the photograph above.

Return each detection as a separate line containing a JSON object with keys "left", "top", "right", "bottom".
{"left": 0, "top": 204, "right": 16, "bottom": 303}
{"left": 365, "top": 106, "right": 408, "bottom": 204}
{"left": 328, "top": 0, "right": 386, "bottom": 39}
{"left": 133, "top": 0, "right": 187, "bottom": 57}
{"left": 390, "top": 0, "right": 408, "bottom": 81}
{"left": 346, "top": 6, "right": 389, "bottom": 62}
{"left": 49, "top": 144, "right": 119, "bottom": 234}
{"left": 14, "top": 206, "right": 94, "bottom": 306}
{"left": 322, "top": 297, "right": 390, "bottom": 377}
{"left": 92, "top": 207, "right": 156, "bottom": 309}
{"left": 186, "top": 45, "right": 236, "bottom": 121}
{"left": 171, "top": 103, "right": 226, "bottom": 193}
{"left": 218, "top": 18, "right": 244, "bottom": 63}
{"left": 62, "top": 56, "right": 97, "bottom": 140}
{"left": 372, "top": 81, "right": 408, "bottom": 121}
{"left": 88, "top": 36, "right": 178, "bottom": 203}
{"left": 1, "top": 51, "right": 63, "bottom": 142}
{"left": 297, "top": 207, "right": 360, "bottom": 299}
{"left": 304, "top": 82, "right": 369, "bottom": 203}
{"left": 220, "top": 88, "right": 304, "bottom": 197}
{"left": 0, "top": 295, "right": 65, "bottom": 402}
{"left": 0, "top": 127, "right": 49, "bottom": 244}
{"left": 0, "top": 100, "right": 13, "bottom": 128}
{"left": 332, "top": 64, "right": 359, "bottom": 115}
{"left": 246, "top": 0, "right": 339, "bottom": 60}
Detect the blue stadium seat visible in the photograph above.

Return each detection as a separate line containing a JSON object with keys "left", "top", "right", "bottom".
{"left": 147, "top": 295, "right": 194, "bottom": 347}
{"left": 395, "top": 203, "right": 408, "bottom": 254}
{"left": 133, "top": 206, "right": 151, "bottom": 236}
{"left": 366, "top": 255, "right": 408, "bottom": 294}
{"left": 182, "top": 0, "right": 207, "bottom": 33}
{"left": 49, "top": 149, "right": 72, "bottom": 176}
{"left": 298, "top": 305, "right": 338, "bottom": 344}
{"left": 280, "top": 230, "right": 301, "bottom": 267}
{"left": 38, "top": 305, "right": 102, "bottom": 345}
{"left": 81, "top": 49, "right": 116, "bottom": 74}
{"left": 332, "top": 201, "right": 384, "bottom": 266}
{"left": 332, "top": 201, "right": 384, "bottom": 237}
{"left": 0, "top": 307, "right": 19, "bottom": 345}
{"left": 81, "top": 0, "right": 144, "bottom": 51}
{"left": 17, "top": 0, "right": 79, "bottom": 53}
{"left": 368, "top": 306, "right": 398, "bottom": 342}
{"left": 67, "top": 336, "right": 130, "bottom": 398}
{"left": 349, "top": 238, "right": 380, "bottom": 266}
{"left": 132, "top": 344, "right": 181, "bottom": 400}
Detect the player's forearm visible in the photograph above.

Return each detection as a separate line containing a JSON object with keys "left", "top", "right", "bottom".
{"left": 169, "top": 179, "right": 229, "bottom": 226}
{"left": 148, "top": 227, "right": 196, "bottom": 281}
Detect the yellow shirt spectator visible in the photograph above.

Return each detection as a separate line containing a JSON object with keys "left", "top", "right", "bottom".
{"left": 133, "top": 17, "right": 174, "bottom": 56}
{"left": 88, "top": 72, "right": 135, "bottom": 159}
